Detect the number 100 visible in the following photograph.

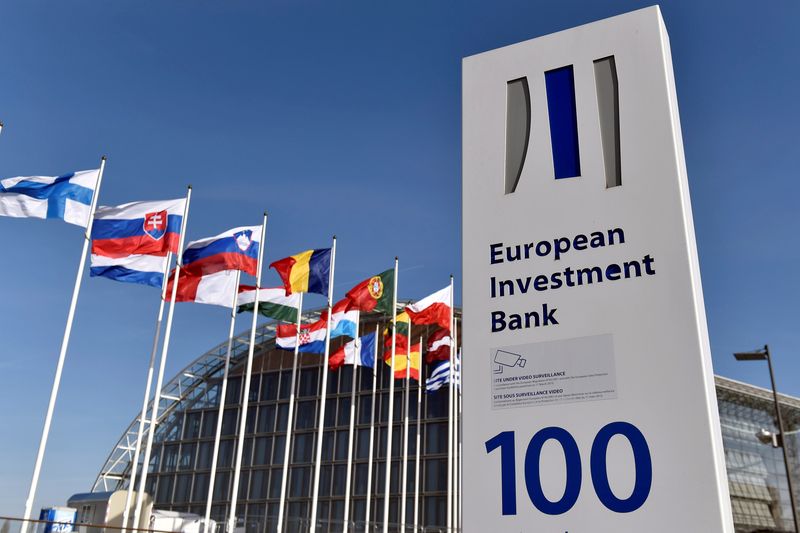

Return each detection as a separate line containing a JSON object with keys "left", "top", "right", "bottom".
{"left": 485, "top": 422, "right": 652, "bottom": 515}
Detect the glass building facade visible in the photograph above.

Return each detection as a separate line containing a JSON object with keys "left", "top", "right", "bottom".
{"left": 93, "top": 311, "right": 800, "bottom": 532}
{"left": 94, "top": 311, "right": 455, "bottom": 532}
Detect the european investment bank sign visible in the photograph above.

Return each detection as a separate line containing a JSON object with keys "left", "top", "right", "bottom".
{"left": 462, "top": 7, "right": 734, "bottom": 532}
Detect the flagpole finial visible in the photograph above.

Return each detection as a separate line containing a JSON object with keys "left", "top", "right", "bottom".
{"left": 395, "top": 256, "right": 399, "bottom": 261}
{"left": 101, "top": 155, "right": 107, "bottom": 161}
{"left": 187, "top": 184, "right": 192, "bottom": 190}
{"left": 263, "top": 210, "right": 268, "bottom": 217}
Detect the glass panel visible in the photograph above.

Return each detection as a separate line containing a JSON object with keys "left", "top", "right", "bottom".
{"left": 299, "top": 370, "right": 318, "bottom": 397}
{"left": 335, "top": 430, "right": 349, "bottom": 461}
{"left": 162, "top": 445, "right": 179, "bottom": 472}
{"left": 156, "top": 474, "right": 174, "bottom": 504}
{"left": 184, "top": 412, "right": 202, "bottom": 439}
{"left": 296, "top": 400, "right": 316, "bottom": 430}
{"left": 293, "top": 433, "right": 314, "bottom": 463}
{"left": 201, "top": 411, "right": 218, "bottom": 438}
{"left": 178, "top": 443, "right": 195, "bottom": 471}
{"left": 257, "top": 404, "right": 276, "bottom": 433}
{"left": 192, "top": 473, "right": 209, "bottom": 502}
{"left": 261, "top": 372, "right": 279, "bottom": 401}
{"left": 290, "top": 466, "right": 311, "bottom": 498}
{"left": 196, "top": 442, "right": 212, "bottom": 469}
{"left": 254, "top": 436, "right": 273, "bottom": 466}
{"left": 174, "top": 474, "right": 192, "bottom": 503}
{"left": 222, "top": 408, "right": 238, "bottom": 435}
{"left": 226, "top": 377, "right": 242, "bottom": 405}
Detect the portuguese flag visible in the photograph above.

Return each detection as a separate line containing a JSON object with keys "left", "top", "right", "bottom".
{"left": 346, "top": 268, "right": 395, "bottom": 314}
{"left": 237, "top": 286, "right": 301, "bottom": 323}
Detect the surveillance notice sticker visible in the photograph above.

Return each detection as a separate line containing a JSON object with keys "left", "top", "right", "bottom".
{"left": 490, "top": 334, "right": 618, "bottom": 410}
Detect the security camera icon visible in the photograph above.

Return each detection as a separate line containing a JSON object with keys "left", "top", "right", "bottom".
{"left": 494, "top": 350, "right": 527, "bottom": 374}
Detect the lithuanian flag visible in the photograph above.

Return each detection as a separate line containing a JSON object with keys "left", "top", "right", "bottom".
{"left": 270, "top": 248, "right": 331, "bottom": 295}
{"left": 383, "top": 311, "right": 419, "bottom": 379}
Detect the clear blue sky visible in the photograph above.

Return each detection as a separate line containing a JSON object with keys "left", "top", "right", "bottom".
{"left": 0, "top": 0, "right": 797, "bottom": 515}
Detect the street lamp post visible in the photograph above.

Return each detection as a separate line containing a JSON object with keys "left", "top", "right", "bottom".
{"left": 734, "top": 344, "right": 800, "bottom": 533}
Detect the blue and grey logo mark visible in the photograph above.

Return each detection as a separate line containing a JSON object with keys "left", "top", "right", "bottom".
{"left": 505, "top": 56, "right": 620, "bottom": 193}
{"left": 493, "top": 349, "right": 527, "bottom": 374}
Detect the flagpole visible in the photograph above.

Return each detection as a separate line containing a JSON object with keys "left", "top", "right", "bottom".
{"left": 20, "top": 157, "right": 106, "bottom": 533}
{"left": 122, "top": 250, "right": 174, "bottom": 533}
{"left": 134, "top": 185, "right": 192, "bottom": 529}
{"left": 446, "top": 276, "right": 454, "bottom": 532}
{"left": 276, "top": 291, "right": 304, "bottom": 532}
{"left": 342, "top": 313, "right": 360, "bottom": 533}
{"left": 309, "top": 236, "right": 337, "bottom": 533}
{"left": 0, "top": 122, "right": 4, "bottom": 136}
{"left": 413, "top": 336, "right": 423, "bottom": 533}
{"left": 382, "top": 258, "right": 399, "bottom": 533}
{"left": 364, "top": 324, "right": 379, "bottom": 533}
{"left": 401, "top": 335, "right": 411, "bottom": 531}
{"left": 228, "top": 214, "right": 268, "bottom": 533}
{"left": 202, "top": 269, "right": 242, "bottom": 530}
{"left": 453, "top": 316, "right": 459, "bottom": 533}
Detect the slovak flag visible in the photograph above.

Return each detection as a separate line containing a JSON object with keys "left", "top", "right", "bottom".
{"left": 182, "top": 225, "right": 261, "bottom": 277}
{"left": 90, "top": 198, "right": 185, "bottom": 287}
{"left": 276, "top": 320, "right": 327, "bottom": 354}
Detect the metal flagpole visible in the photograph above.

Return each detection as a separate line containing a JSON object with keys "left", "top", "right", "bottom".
{"left": 134, "top": 186, "right": 192, "bottom": 529}
{"left": 342, "top": 314, "right": 361, "bottom": 533}
{"left": 364, "top": 324, "right": 379, "bottom": 533}
{"left": 203, "top": 270, "right": 242, "bottom": 530}
{"left": 401, "top": 336, "right": 411, "bottom": 532}
{"left": 413, "top": 336, "right": 423, "bottom": 533}
{"left": 276, "top": 291, "right": 304, "bottom": 532}
{"left": 228, "top": 214, "right": 268, "bottom": 533}
{"left": 382, "top": 258, "right": 399, "bottom": 533}
{"left": 0, "top": 121, "right": 4, "bottom": 136}
{"left": 446, "top": 276, "right": 454, "bottom": 532}
{"left": 122, "top": 251, "right": 174, "bottom": 533}
{"left": 453, "top": 318, "right": 459, "bottom": 533}
{"left": 309, "top": 236, "right": 337, "bottom": 533}
{"left": 20, "top": 157, "right": 106, "bottom": 533}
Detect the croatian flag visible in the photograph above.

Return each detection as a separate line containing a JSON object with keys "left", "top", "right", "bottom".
{"left": 276, "top": 320, "right": 327, "bottom": 354}
{"left": 329, "top": 332, "right": 377, "bottom": 371}
{"left": 90, "top": 198, "right": 185, "bottom": 287}
{"left": 0, "top": 169, "right": 100, "bottom": 227}
{"left": 182, "top": 225, "right": 261, "bottom": 276}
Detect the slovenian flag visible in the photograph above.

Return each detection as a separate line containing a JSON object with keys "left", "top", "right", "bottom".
{"left": 270, "top": 248, "right": 331, "bottom": 296}
{"left": 90, "top": 198, "right": 185, "bottom": 287}
{"left": 276, "top": 319, "right": 327, "bottom": 353}
{"left": 166, "top": 269, "right": 239, "bottom": 308}
{"left": 182, "top": 225, "right": 261, "bottom": 277}
{"left": 329, "top": 332, "right": 377, "bottom": 371}
{"left": 237, "top": 286, "right": 301, "bottom": 324}
{"left": 0, "top": 169, "right": 100, "bottom": 227}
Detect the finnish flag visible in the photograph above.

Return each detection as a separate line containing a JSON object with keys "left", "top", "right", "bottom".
{"left": 0, "top": 169, "right": 100, "bottom": 227}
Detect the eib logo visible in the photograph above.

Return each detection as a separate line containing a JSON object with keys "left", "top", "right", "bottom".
{"left": 505, "top": 56, "right": 620, "bottom": 193}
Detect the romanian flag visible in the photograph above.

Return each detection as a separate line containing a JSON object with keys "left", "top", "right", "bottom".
{"left": 346, "top": 268, "right": 395, "bottom": 314}
{"left": 270, "top": 248, "right": 331, "bottom": 295}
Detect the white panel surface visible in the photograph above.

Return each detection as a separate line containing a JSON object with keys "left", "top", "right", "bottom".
{"left": 462, "top": 7, "right": 734, "bottom": 531}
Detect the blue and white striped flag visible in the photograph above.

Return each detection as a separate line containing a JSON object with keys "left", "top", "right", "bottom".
{"left": 0, "top": 169, "right": 101, "bottom": 227}
{"left": 426, "top": 352, "right": 461, "bottom": 392}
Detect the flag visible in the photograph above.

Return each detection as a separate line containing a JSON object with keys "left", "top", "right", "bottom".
{"left": 166, "top": 269, "right": 238, "bottom": 308}
{"left": 385, "top": 341, "right": 420, "bottom": 380}
{"left": 276, "top": 319, "right": 327, "bottom": 353}
{"left": 426, "top": 354, "right": 460, "bottom": 392}
{"left": 346, "top": 268, "right": 395, "bottom": 314}
{"left": 0, "top": 169, "right": 100, "bottom": 227}
{"left": 182, "top": 225, "right": 261, "bottom": 276}
{"left": 270, "top": 248, "right": 331, "bottom": 295}
{"left": 383, "top": 311, "right": 410, "bottom": 355}
{"left": 237, "top": 286, "right": 300, "bottom": 323}
{"left": 317, "top": 299, "right": 358, "bottom": 339}
{"left": 425, "top": 328, "right": 453, "bottom": 364}
{"left": 89, "top": 198, "right": 185, "bottom": 287}
{"left": 329, "top": 332, "right": 377, "bottom": 371}
{"left": 405, "top": 286, "right": 451, "bottom": 330}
